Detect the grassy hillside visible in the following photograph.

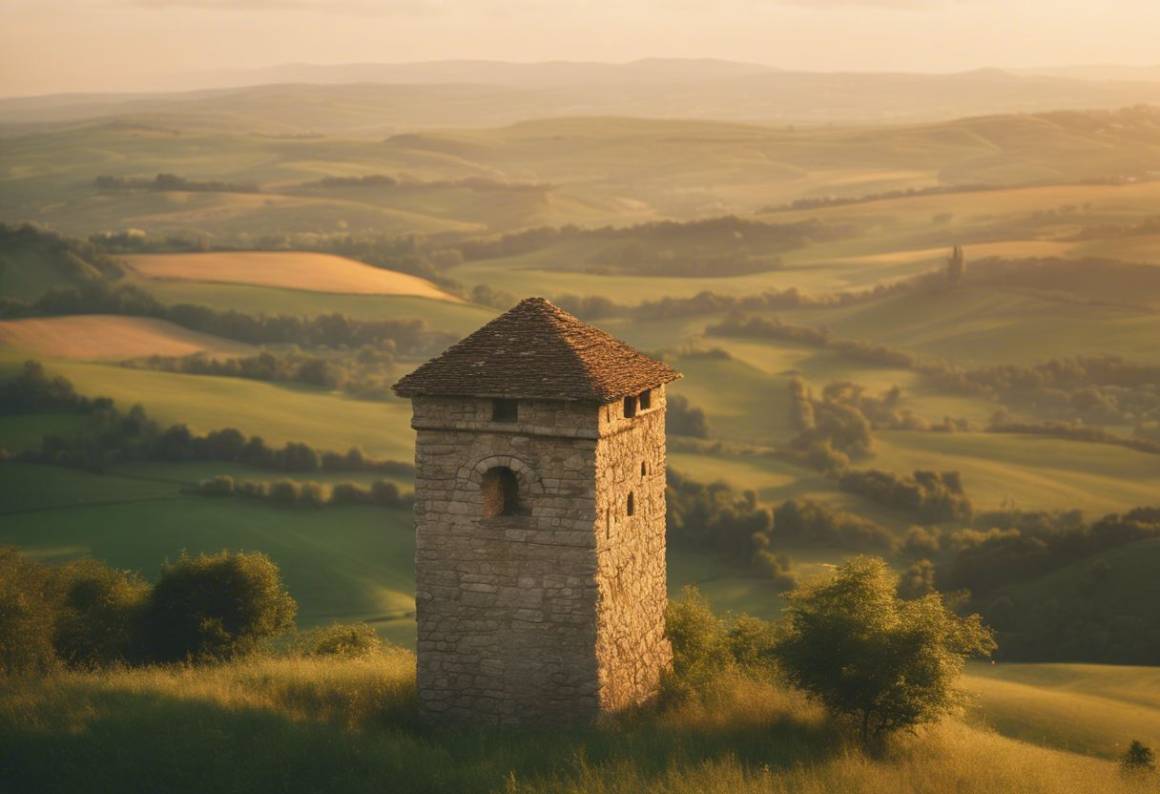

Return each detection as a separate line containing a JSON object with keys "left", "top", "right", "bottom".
{"left": 0, "top": 355, "right": 415, "bottom": 461}
{"left": 7, "top": 107, "right": 1160, "bottom": 244}
{"left": 122, "top": 251, "right": 463, "bottom": 300}
{"left": 0, "top": 653, "right": 1149, "bottom": 794}
{"left": 964, "top": 663, "right": 1160, "bottom": 759}
{"left": 0, "top": 315, "right": 254, "bottom": 360}
{"left": 0, "top": 461, "right": 419, "bottom": 644}
{"left": 134, "top": 281, "right": 497, "bottom": 331}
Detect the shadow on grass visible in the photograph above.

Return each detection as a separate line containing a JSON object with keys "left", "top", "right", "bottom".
{"left": 0, "top": 678, "right": 846, "bottom": 794}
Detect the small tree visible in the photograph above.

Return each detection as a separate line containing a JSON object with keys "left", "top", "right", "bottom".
{"left": 142, "top": 551, "right": 297, "bottom": 663}
{"left": 946, "top": 245, "right": 966, "bottom": 286}
{"left": 775, "top": 556, "right": 995, "bottom": 743}
{"left": 1122, "top": 740, "right": 1156, "bottom": 775}
{"left": 662, "top": 587, "right": 732, "bottom": 702}
{"left": 299, "top": 622, "right": 384, "bottom": 658}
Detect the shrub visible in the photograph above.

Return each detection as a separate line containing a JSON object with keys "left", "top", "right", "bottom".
{"left": 329, "top": 482, "right": 373, "bottom": 505}
{"left": 1122, "top": 740, "right": 1157, "bottom": 775}
{"left": 282, "top": 442, "right": 320, "bottom": 472}
{"left": 298, "top": 481, "right": 327, "bottom": 508}
{"left": 726, "top": 614, "right": 781, "bottom": 675}
{"left": 142, "top": 551, "right": 297, "bottom": 663}
{"left": 198, "top": 475, "right": 235, "bottom": 497}
{"left": 754, "top": 550, "right": 799, "bottom": 592}
{"left": 662, "top": 587, "right": 733, "bottom": 701}
{"left": 838, "top": 469, "right": 972, "bottom": 524}
{"left": 53, "top": 560, "right": 150, "bottom": 668}
{"left": 775, "top": 556, "right": 995, "bottom": 743}
{"left": 666, "top": 470, "right": 772, "bottom": 561}
{"left": 897, "top": 559, "right": 937, "bottom": 600}
{"left": 0, "top": 547, "right": 59, "bottom": 675}
{"left": 371, "top": 480, "right": 403, "bottom": 507}
{"left": 299, "top": 622, "right": 384, "bottom": 658}
{"left": 666, "top": 394, "right": 709, "bottom": 438}
{"left": 772, "top": 498, "right": 895, "bottom": 552}
{"left": 236, "top": 480, "right": 268, "bottom": 499}
{"left": 268, "top": 480, "right": 300, "bottom": 505}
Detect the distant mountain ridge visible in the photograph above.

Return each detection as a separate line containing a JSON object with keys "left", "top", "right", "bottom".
{"left": 3, "top": 59, "right": 1160, "bottom": 134}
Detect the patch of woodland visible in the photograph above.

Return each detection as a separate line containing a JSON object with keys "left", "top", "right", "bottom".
{"left": 124, "top": 345, "right": 399, "bottom": 401}
{"left": 94, "top": 173, "right": 261, "bottom": 194}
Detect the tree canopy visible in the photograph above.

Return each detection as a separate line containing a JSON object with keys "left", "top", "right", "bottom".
{"left": 775, "top": 556, "right": 995, "bottom": 742}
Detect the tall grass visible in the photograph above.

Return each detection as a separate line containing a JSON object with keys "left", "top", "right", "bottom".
{"left": 0, "top": 651, "right": 1151, "bottom": 794}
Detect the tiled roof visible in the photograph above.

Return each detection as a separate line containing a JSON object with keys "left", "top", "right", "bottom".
{"left": 393, "top": 297, "right": 681, "bottom": 401}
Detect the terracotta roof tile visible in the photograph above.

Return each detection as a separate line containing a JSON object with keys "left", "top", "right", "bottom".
{"left": 393, "top": 297, "right": 681, "bottom": 401}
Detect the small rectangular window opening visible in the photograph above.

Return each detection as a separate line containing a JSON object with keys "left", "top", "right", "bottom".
{"left": 639, "top": 389, "right": 652, "bottom": 410}
{"left": 492, "top": 398, "right": 518, "bottom": 423}
{"left": 623, "top": 396, "right": 638, "bottom": 418}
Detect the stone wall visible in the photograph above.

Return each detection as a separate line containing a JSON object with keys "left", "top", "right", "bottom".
{"left": 594, "top": 385, "right": 672, "bottom": 711}
{"left": 409, "top": 390, "right": 670, "bottom": 725}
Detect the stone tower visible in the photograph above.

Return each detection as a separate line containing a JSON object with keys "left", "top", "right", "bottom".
{"left": 393, "top": 297, "right": 681, "bottom": 725}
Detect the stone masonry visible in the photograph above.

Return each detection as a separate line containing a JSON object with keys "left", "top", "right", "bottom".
{"left": 394, "top": 297, "right": 680, "bottom": 725}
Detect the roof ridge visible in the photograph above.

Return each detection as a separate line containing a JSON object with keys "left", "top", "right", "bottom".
{"left": 393, "top": 296, "right": 680, "bottom": 401}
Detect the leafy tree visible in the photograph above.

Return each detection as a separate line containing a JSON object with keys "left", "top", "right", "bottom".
{"left": 1122, "top": 740, "right": 1157, "bottom": 775}
{"left": 0, "top": 547, "right": 59, "bottom": 675}
{"left": 897, "top": 559, "right": 937, "bottom": 600}
{"left": 282, "top": 442, "right": 320, "bottom": 472}
{"left": 665, "top": 394, "right": 709, "bottom": 438}
{"left": 142, "top": 551, "right": 297, "bottom": 663}
{"left": 775, "top": 557, "right": 995, "bottom": 743}
{"left": 53, "top": 560, "right": 150, "bottom": 668}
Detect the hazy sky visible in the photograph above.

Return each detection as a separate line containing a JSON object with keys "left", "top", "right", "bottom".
{"left": 2, "top": 0, "right": 1159, "bottom": 96}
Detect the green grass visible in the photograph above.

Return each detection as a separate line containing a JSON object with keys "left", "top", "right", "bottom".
{"left": 110, "top": 461, "right": 414, "bottom": 491}
{"left": 0, "top": 413, "right": 88, "bottom": 454}
{"left": 0, "top": 458, "right": 803, "bottom": 646}
{"left": 964, "top": 662, "right": 1160, "bottom": 760}
{"left": 872, "top": 431, "right": 1160, "bottom": 516}
{"left": 780, "top": 287, "right": 1160, "bottom": 367}
{"left": 0, "top": 653, "right": 1146, "bottom": 794}
{"left": 0, "top": 461, "right": 180, "bottom": 515}
{"left": 0, "top": 462, "right": 417, "bottom": 644}
{"left": 21, "top": 357, "right": 416, "bottom": 462}
{"left": 135, "top": 278, "right": 498, "bottom": 332}
{"left": 668, "top": 353, "right": 798, "bottom": 446}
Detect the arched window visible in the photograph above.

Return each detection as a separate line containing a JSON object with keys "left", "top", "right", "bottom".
{"left": 627, "top": 491, "right": 635, "bottom": 517}
{"left": 481, "top": 466, "right": 521, "bottom": 518}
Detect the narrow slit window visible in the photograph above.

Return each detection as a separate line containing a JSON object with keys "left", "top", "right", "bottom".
{"left": 641, "top": 461, "right": 647, "bottom": 478}
{"left": 623, "top": 396, "right": 637, "bottom": 418}
{"left": 492, "top": 398, "right": 518, "bottom": 423}
{"left": 639, "top": 389, "right": 652, "bottom": 410}
{"left": 627, "top": 491, "right": 635, "bottom": 517}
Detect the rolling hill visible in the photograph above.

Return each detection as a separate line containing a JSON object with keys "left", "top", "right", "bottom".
{"left": 122, "top": 251, "right": 463, "bottom": 300}
{"left": 6, "top": 63, "right": 1160, "bottom": 131}
{"left": 0, "top": 315, "right": 254, "bottom": 360}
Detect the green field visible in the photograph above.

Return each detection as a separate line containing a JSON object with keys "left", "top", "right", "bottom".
{"left": 5, "top": 93, "right": 1160, "bottom": 790}
{"left": 964, "top": 663, "right": 1160, "bottom": 759}
{"left": 18, "top": 357, "right": 416, "bottom": 462}
{"left": 136, "top": 279, "right": 498, "bottom": 332}
{"left": 0, "top": 461, "right": 418, "bottom": 644}
{"left": 0, "top": 460, "right": 809, "bottom": 646}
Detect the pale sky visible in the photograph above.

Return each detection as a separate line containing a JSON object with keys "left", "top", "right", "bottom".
{"left": 1, "top": 0, "right": 1158, "bottom": 97}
